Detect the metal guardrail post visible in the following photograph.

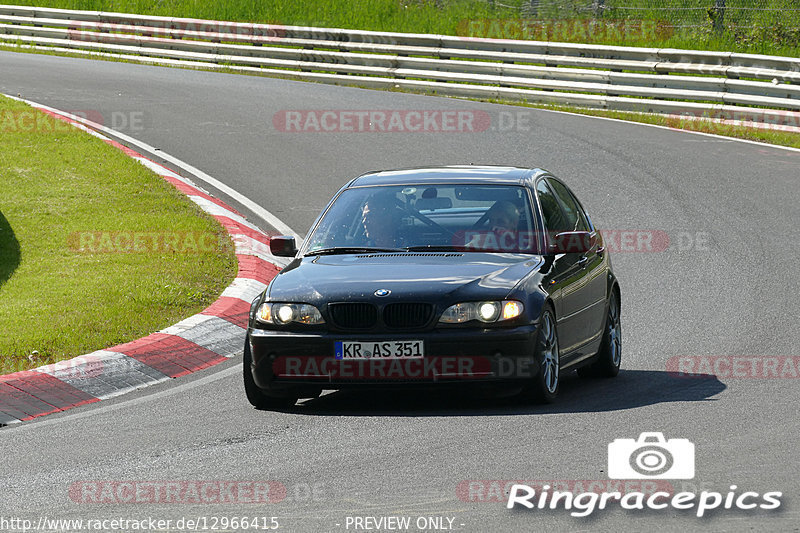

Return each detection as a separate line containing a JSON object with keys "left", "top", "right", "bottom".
{"left": 593, "top": 0, "right": 605, "bottom": 19}
{"left": 712, "top": 0, "right": 726, "bottom": 34}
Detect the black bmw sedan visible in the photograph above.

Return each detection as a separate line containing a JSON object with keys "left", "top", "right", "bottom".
{"left": 244, "top": 166, "right": 621, "bottom": 408}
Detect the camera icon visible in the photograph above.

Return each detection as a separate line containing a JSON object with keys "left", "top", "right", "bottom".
{"left": 608, "top": 432, "right": 695, "bottom": 479}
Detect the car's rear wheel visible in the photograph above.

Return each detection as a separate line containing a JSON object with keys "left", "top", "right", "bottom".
{"left": 243, "top": 336, "right": 297, "bottom": 410}
{"left": 578, "top": 290, "right": 621, "bottom": 378}
{"left": 523, "top": 309, "right": 560, "bottom": 403}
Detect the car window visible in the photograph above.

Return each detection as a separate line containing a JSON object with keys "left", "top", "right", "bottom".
{"left": 536, "top": 179, "right": 568, "bottom": 232}
{"left": 304, "top": 184, "right": 538, "bottom": 253}
{"left": 570, "top": 192, "right": 594, "bottom": 232}
{"left": 546, "top": 178, "right": 589, "bottom": 232}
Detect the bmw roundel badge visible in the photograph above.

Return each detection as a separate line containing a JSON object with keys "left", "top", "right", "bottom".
{"left": 374, "top": 289, "right": 391, "bottom": 297}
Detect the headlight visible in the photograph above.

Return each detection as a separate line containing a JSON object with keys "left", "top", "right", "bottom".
{"left": 275, "top": 304, "right": 295, "bottom": 324}
{"left": 439, "top": 300, "right": 523, "bottom": 324}
{"left": 478, "top": 302, "right": 500, "bottom": 322}
{"left": 255, "top": 302, "right": 325, "bottom": 325}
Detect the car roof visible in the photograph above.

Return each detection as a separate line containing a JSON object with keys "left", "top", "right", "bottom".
{"left": 347, "top": 165, "right": 548, "bottom": 188}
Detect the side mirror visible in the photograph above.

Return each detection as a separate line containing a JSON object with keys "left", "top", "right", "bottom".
{"left": 549, "top": 231, "right": 596, "bottom": 254}
{"left": 269, "top": 235, "right": 298, "bottom": 257}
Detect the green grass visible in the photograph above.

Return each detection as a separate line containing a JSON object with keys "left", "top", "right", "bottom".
{"left": 0, "top": 96, "right": 237, "bottom": 374}
{"left": 4, "top": 0, "right": 800, "bottom": 56}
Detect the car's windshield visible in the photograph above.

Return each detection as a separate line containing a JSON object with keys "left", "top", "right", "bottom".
{"left": 304, "top": 184, "right": 540, "bottom": 254}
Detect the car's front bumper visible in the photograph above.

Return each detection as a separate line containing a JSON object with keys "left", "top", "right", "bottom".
{"left": 247, "top": 325, "right": 539, "bottom": 390}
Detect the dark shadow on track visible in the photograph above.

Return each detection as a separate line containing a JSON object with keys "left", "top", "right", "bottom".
{"left": 0, "top": 211, "right": 21, "bottom": 289}
{"left": 289, "top": 370, "right": 726, "bottom": 416}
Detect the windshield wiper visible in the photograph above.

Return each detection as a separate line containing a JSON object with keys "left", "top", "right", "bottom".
{"left": 404, "top": 245, "right": 536, "bottom": 253}
{"left": 305, "top": 247, "right": 404, "bottom": 256}
{"left": 403, "top": 245, "right": 463, "bottom": 252}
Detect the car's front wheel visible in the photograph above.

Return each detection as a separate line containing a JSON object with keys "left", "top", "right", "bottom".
{"left": 578, "top": 290, "right": 621, "bottom": 378}
{"left": 523, "top": 309, "right": 560, "bottom": 403}
{"left": 243, "top": 336, "right": 297, "bottom": 410}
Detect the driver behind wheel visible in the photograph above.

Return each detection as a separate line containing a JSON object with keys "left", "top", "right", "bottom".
{"left": 465, "top": 201, "right": 521, "bottom": 251}
{"left": 361, "top": 193, "right": 403, "bottom": 248}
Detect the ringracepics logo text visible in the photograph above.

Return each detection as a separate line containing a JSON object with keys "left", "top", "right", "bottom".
{"left": 506, "top": 433, "right": 783, "bottom": 517}
{"left": 506, "top": 483, "right": 781, "bottom": 517}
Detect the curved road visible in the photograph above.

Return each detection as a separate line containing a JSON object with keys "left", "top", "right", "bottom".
{"left": 1, "top": 51, "right": 798, "bottom": 531}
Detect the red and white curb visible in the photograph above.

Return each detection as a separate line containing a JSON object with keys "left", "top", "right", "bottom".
{"left": 0, "top": 98, "right": 287, "bottom": 425}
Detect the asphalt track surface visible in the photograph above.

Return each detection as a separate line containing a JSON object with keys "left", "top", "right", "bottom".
{"left": 1, "top": 51, "right": 799, "bottom": 532}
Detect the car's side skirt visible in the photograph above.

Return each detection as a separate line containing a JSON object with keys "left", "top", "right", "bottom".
{"left": 560, "top": 329, "right": 603, "bottom": 370}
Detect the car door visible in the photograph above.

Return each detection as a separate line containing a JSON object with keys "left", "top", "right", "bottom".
{"left": 535, "top": 178, "right": 584, "bottom": 360}
{"left": 546, "top": 178, "right": 608, "bottom": 355}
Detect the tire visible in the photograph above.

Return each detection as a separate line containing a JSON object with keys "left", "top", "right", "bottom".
{"left": 243, "top": 336, "right": 297, "bottom": 410}
{"left": 578, "top": 290, "right": 621, "bottom": 378}
{"left": 523, "top": 309, "right": 560, "bottom": 404}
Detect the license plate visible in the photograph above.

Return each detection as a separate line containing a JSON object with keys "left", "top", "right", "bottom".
{"left": 335, "top": 340, "right": 424, "bottom": 360}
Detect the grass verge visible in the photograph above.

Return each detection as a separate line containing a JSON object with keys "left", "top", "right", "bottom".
{"left": 0, "top": 95, "right": 237, "bottom": 374}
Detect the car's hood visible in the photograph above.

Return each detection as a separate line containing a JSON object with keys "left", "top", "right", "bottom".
{"left": 267, "top": 252, "right": 544, "bottom": 304}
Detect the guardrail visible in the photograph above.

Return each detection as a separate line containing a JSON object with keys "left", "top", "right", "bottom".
{"left": 1, "top": 4, "right": 799, "bottom": 128}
